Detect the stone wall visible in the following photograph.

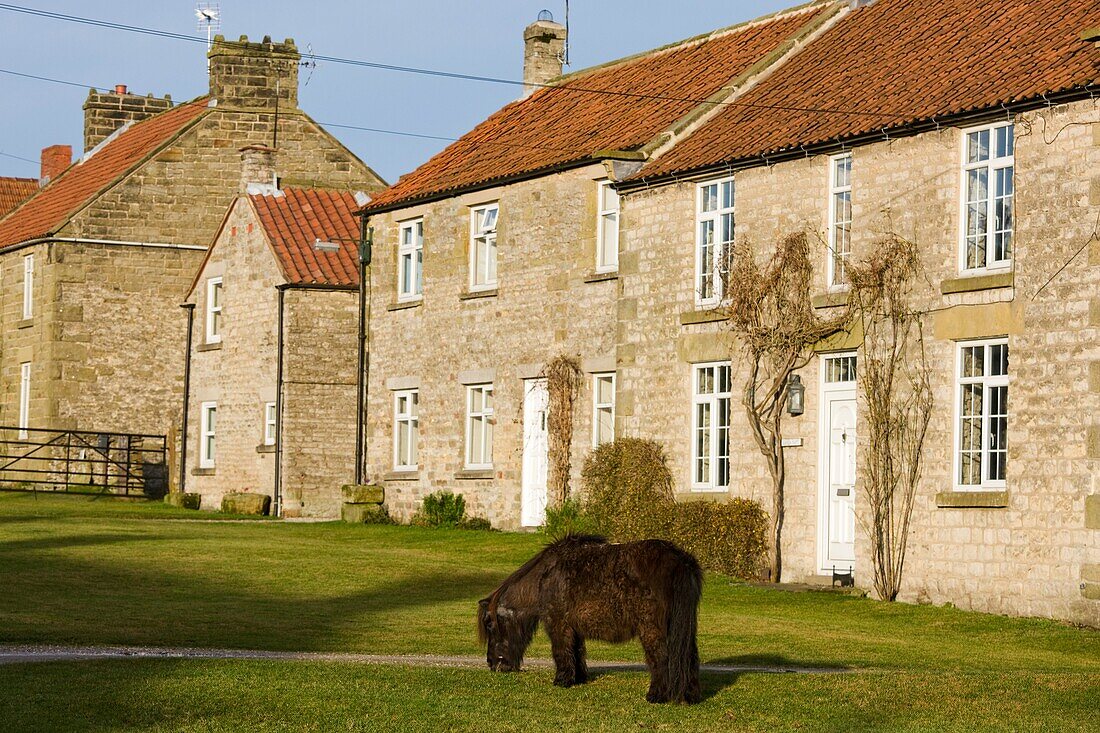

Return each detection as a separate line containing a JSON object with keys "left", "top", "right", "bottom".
{"left": 618, "top": 99, "right": 1100, "bottom": 625}
{"left": 83, "top": 89, "right": 175, "bottom": 153}
{"left": 364, "top": 164, "right": 620, "bottom": 529}
{"left": 280, "top": 287, "right": 358, "bottom": 518}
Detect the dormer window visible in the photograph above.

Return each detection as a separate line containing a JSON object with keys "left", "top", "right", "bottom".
{"left": 470, "top": 204, "right": 498, "bottom": 291}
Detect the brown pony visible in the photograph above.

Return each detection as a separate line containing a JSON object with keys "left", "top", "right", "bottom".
{"left": 477, "top": 535, "right": 702, "bottom": 704}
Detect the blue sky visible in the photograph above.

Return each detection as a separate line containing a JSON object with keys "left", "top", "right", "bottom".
{"left": 0, "top": 1, "right": 792, "bottom": 184}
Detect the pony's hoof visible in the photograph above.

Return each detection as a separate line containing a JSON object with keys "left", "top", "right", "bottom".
{"left": 554, "top": 678, "right": 575, "bottom": 688}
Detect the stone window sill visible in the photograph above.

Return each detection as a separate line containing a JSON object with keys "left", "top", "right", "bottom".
{"left": 16, "top": 318, "right": 33, "bottom": 329}
{"left": 812, "top": 290, "right": 850, "bottom": 309}
{"left": 680, "top": 308, "right": 725, "bottom": 326}
{"left": 197, "top": 342, "right": 223, "bottom": 352}
{"left": 459, "top": 288, "right": 498, "bottom": 301}
{"left": 387, "top": 299, "right": 422, "bottom": 312}
{"left": 940, "top": 272, "right": 1013, "bottom": 295}
{"left": 191, "top": 467, "right": 216, "bottom": 476}
{"left": 584, "top": 271, "right": 618, "bottom": 284}
{"left": 255, "top": 444, "right": 275, "bottom": 454}
{"left": 454, "top": 468, "right": 495, "bottom": 480}
{"left": 935, "top": 490, "right": 1009, "bottom": 509}
{"left": 383, "top": 470, "right": 420, "bottom": 482}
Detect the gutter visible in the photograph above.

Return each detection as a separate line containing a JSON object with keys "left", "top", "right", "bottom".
{"left": 0, "top": 236, "right": 207, "bottom": 256}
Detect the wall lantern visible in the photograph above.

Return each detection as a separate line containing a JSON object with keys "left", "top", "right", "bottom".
{"left": 787, "top": 374, "right": 805, "bottom": 417}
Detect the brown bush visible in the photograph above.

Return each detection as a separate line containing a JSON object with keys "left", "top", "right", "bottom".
{"left": 670, "top": 500, "right": 768, "bottom": 579}
{"left": 581, "top": 438, "right": 768, "bottom": 579}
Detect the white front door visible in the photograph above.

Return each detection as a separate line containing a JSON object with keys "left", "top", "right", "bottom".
{"left": 521, "top": 379, "right": 549, "bottom": 527}
{"left": 819, "top": 354, "right": 857, "bottom": 573}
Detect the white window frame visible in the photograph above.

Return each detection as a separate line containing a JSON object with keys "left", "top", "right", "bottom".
{"left": 695, "top": 177, "right": 735, "bottom": 308}
{"left": 263, "top": 402, "right": 277, "bottom": 447}
{"left": 691, "top": 362, "right": 732, "bottom": 492}
{"left": 959, "top": 121, "right": 1014, "bottom": 274}
{"left": 469, "top": 204, "right": 498, "bottom": 292}
{"left": 595, "top": 180, "right": 620, "bottom": 273}
{"left": 397, "top": 218, "right": 424, "bottom": 302}
{"left": 827, "top": 154, "right": 852, "bottom": 289}
{"left": 464, "top": 383, "right": 494, "bottom": 469}
{"left": 953, "top": 338, "right": 1009, "bottom": 491}
{"left": 22, "top": 254, "right": 34, "bottom": 320}
{"left": 199, "top": 401, "right": 217, "bottom": 469}
{"left": 592, "top": 372, "right": 616, "bottom": 447}
{"left": 393, "top": 389, "right": 419, "bottom": 470}
{"left": 18, "top": 362, "right": 30, "bottom": 440}
{"left": 205, "top": 276, "right": 223, "bottom": 344}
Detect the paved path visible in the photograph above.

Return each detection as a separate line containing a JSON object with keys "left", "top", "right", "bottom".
{"left": 0, "top": 644, "right": 851, "bottom": 674}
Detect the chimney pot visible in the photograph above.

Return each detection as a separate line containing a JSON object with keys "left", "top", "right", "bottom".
{"left": 39, "top": 144, "right": 73, "bottom": 186}
{"left": 115, "top": 84, "right": 128, "bottom": 95}
{"left": 522, "top": 18, "right": 566, "bottom": 98}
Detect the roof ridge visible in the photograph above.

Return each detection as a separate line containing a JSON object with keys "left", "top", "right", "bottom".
{"left": 549, "top": 0, "right": 833, "bottom": 87}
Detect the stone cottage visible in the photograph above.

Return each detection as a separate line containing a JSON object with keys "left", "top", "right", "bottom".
{"left": 362, "top": 0, "right": 1099, "bottom": 626}
{"left": 0, "top": 36, "right": 383, "bottom": 467}
{"left": 359, "top": 1, "right": 845, "bottom": 529}
{"left": 183, "top": 146, "right": 365, "bottom": 517}
{"left": 609, "top": 0, "right": 1100, "bottom": 626}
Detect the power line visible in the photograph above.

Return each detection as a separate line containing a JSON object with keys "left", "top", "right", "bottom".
{"left": 0, "top": 150, "right": 39, "bottom": 165}
{"left": 0, "top": 2, "right": 910, "bottom": 121}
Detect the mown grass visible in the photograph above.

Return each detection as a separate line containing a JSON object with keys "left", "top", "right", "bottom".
{"left": 0, "top": 493, "right": 1096, "bottom": 731}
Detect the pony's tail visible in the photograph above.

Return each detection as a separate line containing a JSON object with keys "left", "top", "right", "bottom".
{"left": 665, "top": 556, "right": 703, "bottom": 704}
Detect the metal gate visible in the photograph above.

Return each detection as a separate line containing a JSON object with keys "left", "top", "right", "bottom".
{"left": 0, "top": 427, "right": 168, "bottom": 498}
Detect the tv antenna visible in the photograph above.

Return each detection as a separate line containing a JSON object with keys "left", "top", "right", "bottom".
{"left": 195, "top": 2, "right": 221, "bottom": 53}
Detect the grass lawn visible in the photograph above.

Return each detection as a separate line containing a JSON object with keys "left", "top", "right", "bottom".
{"left": 0, "top": 493, "right": 1097, "bottom": 731}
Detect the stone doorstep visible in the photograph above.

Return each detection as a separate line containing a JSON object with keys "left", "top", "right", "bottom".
{"left": 221, "top": 492, "right": 271, "bottom": 516}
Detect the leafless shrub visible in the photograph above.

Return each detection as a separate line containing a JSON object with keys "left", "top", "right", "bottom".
{"left": 724, "top": 232, "right": 851, "bottom": 581}
{"left": 847, "top": 234, "right": 933, "bottom": 601}
{"left": 542, "top": 354, "right": 584, "bottom": 508}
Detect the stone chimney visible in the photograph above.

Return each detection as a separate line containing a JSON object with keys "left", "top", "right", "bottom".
{"left": 209, "top": 35, "right": 300, "bottom": 109}
{"left": 523, "top": 18, "right": 566, "bottom": 98}
{"left": 239, "top": 144, "right": 278, "bottom": 195}
{"left": 83, "top": 85, "right": 174, "bottom": 153}
{"left": 39, "top": 145, "right": 72, "bottom": 186}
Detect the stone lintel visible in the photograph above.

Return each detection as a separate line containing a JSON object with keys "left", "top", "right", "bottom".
{"left": 385, "top": 376, "right": 421, "bottom": 391}
{"left": 582, "top": 355, "right": 616, "bottom": 373}
{"left": 933, "top": 302, "right": 1024, "bottom": 341}
{"left": 940, "top": 271, "right": 1014, "bottom": 295}
{"left": 935, "top": 490, "right": 1010, "bottom": 509}
{"left": 457, "top": 368, "right": 495, "bottom": 386}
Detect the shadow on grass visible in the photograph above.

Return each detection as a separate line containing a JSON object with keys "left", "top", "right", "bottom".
{"left": 0, "top": 533, "right": 143, "bottom": 553}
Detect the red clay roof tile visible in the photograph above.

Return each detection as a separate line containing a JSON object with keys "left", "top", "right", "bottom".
{"left": 364, "top": 3, "right": 832, "bottom": 211}
{"left": 0, "top": 177, "right": 38, "bottom": 218}
{"left": 637, "top": 0, "right": 1100, "bottom": 179}
{"left": 0, "top": 99, "right": 211, "bottom": 248}
{"left": 250, "top": 187, "right": 363, "bottom": 287}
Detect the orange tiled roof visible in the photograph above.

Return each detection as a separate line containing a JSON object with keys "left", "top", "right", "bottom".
{"left": 636, "top": 0, "right": 1100, "bottom": 179}
{"left": 0, "top": 99, "right": 212, "bottom": 248}
{"left": 364, "top": 3, "right": 833, "bottom": 212}
{"left": 251, "top": 187, "right": 363, "bottom": 287}
{"left": 0, "top": 177, "right": 38, "bottom": 218}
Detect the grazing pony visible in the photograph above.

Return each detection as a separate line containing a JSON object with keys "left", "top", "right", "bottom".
{"left": 477, "top": 535, "right": 702, "bottom": 704}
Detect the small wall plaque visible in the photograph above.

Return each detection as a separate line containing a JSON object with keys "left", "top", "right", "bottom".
{"left": 780, "top": 438, "right": 804, "bottom": 448}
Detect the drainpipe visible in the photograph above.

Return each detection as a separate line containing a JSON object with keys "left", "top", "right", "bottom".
{"left": 274, "top": 286, "right": 286, "bottom": 517}
{"left": 179, "top": 303, "right": 196, "bottom": 493}
{"left": 355, "top": 217, "right": 373, "bottom": 485}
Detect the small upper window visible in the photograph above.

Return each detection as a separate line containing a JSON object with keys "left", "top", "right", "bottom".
{"left": 592, "top": 373, "right": 615, "bottom": 446}
{"left": 200, "top": 401, "right": 217, "bottom": 469}
{"left": 393, "top": 389, "right": 420, "bottom": 470}
{"left": 263, "top": 402, "right": 277, "bottom": 447}
{"left": 22, "top": 254, "right": 34, "bottom": 320}
{"left": 470, "top": 204, "right": 498, "bottom": 291}
{"left": 961, "top": 122, "right": 1014, "bottom": 272}
{"left": 398, "top": 219, "right": 424, "bottom": 301}
{"left": 696, "top": 178, "right": 735, "bottom": 307}
{"left": 828, "top": 154, "right": 852, "bottom": 287}
{"left": 596, "top": 181, "right": 620, "bottom": 273}
{"left": 205, "top": 277, "right": 223, "bottom": 344}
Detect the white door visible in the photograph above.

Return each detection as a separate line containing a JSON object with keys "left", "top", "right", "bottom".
{"left": 826, "top": 397, "right": 857, "bottom": 565}
{"left": 819, "top": 354, "right": 857, "bottom": 573}
{"left": 521, "top": 379, "right": 549, "bottom": 527}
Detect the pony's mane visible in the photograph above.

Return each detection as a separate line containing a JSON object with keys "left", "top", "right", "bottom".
{"left": 487, "top": 534, "right": 608, "bottom": 612}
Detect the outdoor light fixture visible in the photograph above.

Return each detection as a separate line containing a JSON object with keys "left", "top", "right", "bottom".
{"left": 787, "top": 374, "right": 805, "bottom": 417}
{"left": 313, "top": 238, "right": 340, "bottom": 253}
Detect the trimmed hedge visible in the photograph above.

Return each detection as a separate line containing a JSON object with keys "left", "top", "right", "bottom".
{"left": 580, "top": 438, "right": 768, "bottom": 579}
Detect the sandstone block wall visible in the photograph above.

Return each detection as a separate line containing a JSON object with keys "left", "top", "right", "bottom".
{"left": 618, "top": 100, "right": 1099, "bottom": 625}
{"left": 364, "top": 164, "right": 620, "bottom": 528}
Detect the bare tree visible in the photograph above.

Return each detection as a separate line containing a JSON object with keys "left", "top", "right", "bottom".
{"left": 542, "top": 354, "right": 584, "bottom": 508}
{"left": 847, "top": 235, "right": 933, "bottom": 601}
{"left": 725, "top": 232, "right": 850, "bottom": 581}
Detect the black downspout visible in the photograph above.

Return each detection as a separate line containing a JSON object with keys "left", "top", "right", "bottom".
{"left": 179, "top": 303, "right": 196, "bottom": 493}
{"left": 355, "top": 217, "right": 372, "bottom": 485}
{"left": 274, "top": 286, "right": 286, "bottom": 516}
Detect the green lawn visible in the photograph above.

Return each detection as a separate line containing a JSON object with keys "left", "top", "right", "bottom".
{"left": 0, "top": 493, "right": 1097, "bottom": 731}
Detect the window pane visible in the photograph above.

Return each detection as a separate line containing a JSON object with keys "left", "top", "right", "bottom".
{"left": 701, "top": 184, "right": 718, "bottom": 212}
{"left": 414, "top": 249, "right": 423, "bottom": 294}
{"left": 967, "top": 129, "right": 990, "bottom": 163}
{"left": 401, "top": 252, "right": 412, "bottom": 294}
{"left": 486, "top": 236, "right": 497, "bottom": 283}
{"left": 962, "top": 346, "right": 984, "bottom": 378}
{"left": 601, "top": 184, "right": 619, "bottom": 211}
{"left": 597, "top": 406, "right": 613, "bottom": 444}
{"left": 597, "top": 376, "right": 613, "bottom": 404}
{"left": 721, "top": 181, "right": 734, "bottom": 210}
